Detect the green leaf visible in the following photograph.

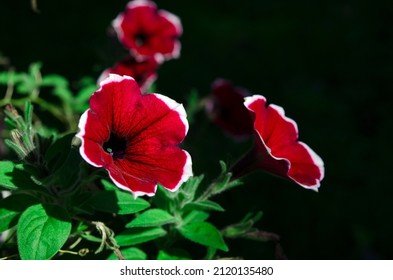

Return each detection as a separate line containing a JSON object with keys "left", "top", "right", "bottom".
{"left": 0, "top": 161, "right": 42, "bottom": 191}
{"left": 17, "top": 204, "right": 72, "bottom": 260}
{"left": 178, "top": 222, "right": 228, "bottom": 251}
{"left": 0, "top": 71, "right": 24, "bottom": 84}
{"left": 0, "top": 161, "right": 18, "bottom": 190}
{"left": 80, "top": 233, "right": 103, "bottom": 243}
{"left": 28, "top": 62, "right": 42, "bottom": 78}
{"left": 182, "top": 210, "right": 209, "bottom": 224}
{"left": 222, "top": 212, "right": 263, "bottom": 238}
{"left": 88, "top": 190, "right": 150, "bottom": 215}
{"left": 157, "top": 249, "right": 191, "bottom": 260}
{"left": 74, "top": 84, "right": 97, "bottom": 112}
{"left": 44, "top": 133, "right": 73, "bottom": 171}
{"left": 178, "top": 175, "right": 204, "bottom": 204}
{"left": 23, "top": 101, "right": 33, "bottom": 127}
{"left": 44, "top": 147, "right": 82, "bottom": 190}
{"left": 75, "top": 84, "right": 97, "bottom": 103}
{"left": 107, "top": 247, "right": 147, "bottom": 260}
{"left": 16, "top": 75, "right": 35, "bottom": 94}
{"left": 0, "top": 194, "right": 39, "bottom": 232}
{"left": 40, "top": 74, "right": 69, "bottom": 88}
{"left": 115, "top": 227, "right": 167, "bottom": 246}
{"left": 126, "top": 209, "right": 175, "bottom": 228}
{"left": 186, "top": 200, "right": 225, "bottom": 212}
{"left": 101, "top": 179, "right": 119, "bottom": 191}
{"left": 53, "top": 87, "right": 73, "bottom": 102}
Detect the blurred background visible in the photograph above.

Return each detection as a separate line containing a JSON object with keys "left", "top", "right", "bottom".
{"left": 1, "top": 0, "right": 392, "bottom": 259}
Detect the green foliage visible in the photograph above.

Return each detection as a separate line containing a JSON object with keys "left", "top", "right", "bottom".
{"left": 178, "top": 222, "right": 228, "bottom": 252}
{"left": 186, "top": 200, "right": 225, "bottom": 212}
{"left": 182, "top": 210, "right": 210, "bottom": 224}
{"left": 157, "top": 249, "right": 191, "bottom": 260}
{"left": 87, "top": 190, "right": 150, "bottom": 215}
{"left": 107, "top": 247, "right": 147, "bottom": 260}
{"left": 0, "top": 161, "right": 43, "bottom": 191}
{"left": 0, "top": 161, "right": 18, "bottom": 190}
{"left": 0, "top": 194, "right": 38, "bottom": 232}
{"left": 126, "top": 209, "right": 176, "bottom": 228}
{"left": 222, "top": 212, "right": 263, "bottom": 238}
{"left": 0, "top": 61, "right": 264, "bottom": 260}
{"left": 116, "top": 227, "right": 167, "bottom": 247}
{"left": 17, "top": 204, "right": 71, "bottom": 260}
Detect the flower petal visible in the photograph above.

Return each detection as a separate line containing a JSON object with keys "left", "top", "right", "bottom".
{"left": 243, "top": 95, "right": 324, "bottom": 190}
{"left": 205, "top": 79, "right": 254, "bottom": 139}
{"left": 76, "top": 109, "right": 112, "bottom": 167}
{"left": 116, "top": 92, "right": 192, "bottom": 195}
{"left": 98, "top": 56, "right": 159, "bottom": 93}
{"left": 112, "top": 0, "right": 182, "bottom": 61}
{"left": 76, "top": 74, "right": 192, "bottom": 197}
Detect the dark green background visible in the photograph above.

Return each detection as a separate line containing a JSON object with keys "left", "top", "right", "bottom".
{"left": 1, "top": 0, "right": 392, "bottom": 259}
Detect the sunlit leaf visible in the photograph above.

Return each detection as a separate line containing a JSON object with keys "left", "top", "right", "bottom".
{"left": 126, "top": 209, "right": 175, "bottom": 228}
{"left": 115, "top": 227, "right": 166, "bottom": 246}
{"left": 178, "top": 222, "right": 228, "bottom": 251}
{"left": 17, "top": 204, "right": 71, "bottom": 260}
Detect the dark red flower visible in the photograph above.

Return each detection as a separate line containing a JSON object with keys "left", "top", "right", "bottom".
{"left": 205, "top": 79, "right": 254, "bottom": 139}
{"left": 230, "top": 95, "right": 324, "bottom": 190}
{"left": 112, "top": 0, "right": 182, "bottom": 62}
{"left": 98, "top": 56, "right": 159, "bottom": 93}
{"left": 76, "top": 74, "right": 192, "bottom": 197}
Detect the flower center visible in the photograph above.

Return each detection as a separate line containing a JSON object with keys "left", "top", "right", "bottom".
{"left": 134, "top": 32, "right": 147, "bottom": 46}
{"left": 103, "top": 133, "right": 127, "bottom": 160}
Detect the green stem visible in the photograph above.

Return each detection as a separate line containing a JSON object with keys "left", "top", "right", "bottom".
{"left": 0, "top": 98, "right": 69, "bottom": 125}
{"left": 59, "top": 249, "right": 79, "bottom": 256}
{"left": 3, "top": 70, "right": 15, "bottom": 102}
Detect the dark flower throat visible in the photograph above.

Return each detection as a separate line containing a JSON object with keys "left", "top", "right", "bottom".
{"left": 103, "top": 133, "right": 127, "bottom": 159}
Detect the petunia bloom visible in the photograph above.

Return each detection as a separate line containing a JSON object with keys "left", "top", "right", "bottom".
{"left": 230, "top": 95, "right": 324, "bottom": 190}
{"left": 205, "top": 79, "right": 254, "bottom": 139}
{"left": 98, "top": 56, "right": 159, "bottom": 93}
{"left": 76, "top": 74, "right": 192, "bottom": 197}
{"left": 112, "top": 0, "right": 182, "bottom": 62}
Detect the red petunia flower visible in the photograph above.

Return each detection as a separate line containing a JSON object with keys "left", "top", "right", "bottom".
{"left": 205, "top": 79, "right": 254, "bottom": 139}
{"left": 112, "top": 0, "right": 182, "bottom": 62}
{"left": 230, "top": 95, "right": 324, "bottom": 190}
{"left": 76, "top": 74, "right": 192, "bottom": 197}
{"left": 98, "top": 56, "right": 159, "bottom": 93}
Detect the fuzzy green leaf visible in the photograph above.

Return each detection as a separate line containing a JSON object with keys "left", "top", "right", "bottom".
{"left": 186, "top": 200, "right": 225, "bottom": 212}
{"left": 107, "top": 247, "right": 147, "bottom": 260}
{"left": 115, "top": 227, "right": 167, "bottom": 246}
{"left": 88, "top": 190, "right": 150, "bottom": 215}
{"left": 182, "top": 210, "right": 209, "bottom": 224}
{"left": 126, "top": 209, "right": 175, "bottom": 228}
{"left": 17, "top": 204, "right": 71, "bottom": 260}
{"left": 0, "top": 194, "right": 38, "bottom": 232}
{"left": 178, "top": 222, "right": 228, "bottom": 251}
{"left": 222, "top": 212, "right": 263, "bottom": 238}
{"left": 179, "top": 175, "right": 204, "bottom": 204}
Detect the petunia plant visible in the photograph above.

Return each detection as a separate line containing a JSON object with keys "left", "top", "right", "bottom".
{"left": 0, "top": 0, "right": 324, "bottom": 260}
